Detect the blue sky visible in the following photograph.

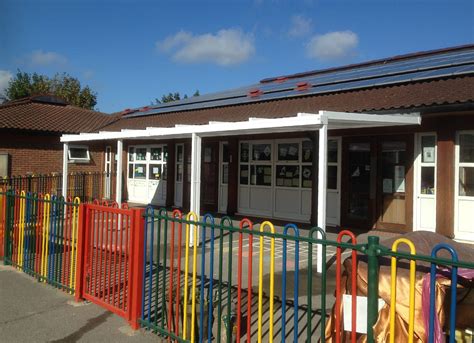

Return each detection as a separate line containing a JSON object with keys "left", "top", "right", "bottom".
{"left": 0, "top": 0, "right": 473, "bottom": 113}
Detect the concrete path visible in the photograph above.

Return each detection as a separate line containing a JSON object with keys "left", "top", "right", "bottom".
{"left": 0, "top": 264, "right": 157, "bottom": 343}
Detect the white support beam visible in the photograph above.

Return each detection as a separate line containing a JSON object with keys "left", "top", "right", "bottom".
{"left": 190, "top": 133, "right": 202, "bottom": 246}
{"left": 316, "top": 123, "right": 328, "bottom": 273}
{"left": 116, "top": 139, "right": 123, "bottom": 207}
{"left": 62, "top": 143, "right": 69, "bottom": 197}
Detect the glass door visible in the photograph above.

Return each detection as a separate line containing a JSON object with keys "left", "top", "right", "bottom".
{"left": 345, "top": 141, "right": 373, "bottom": 227}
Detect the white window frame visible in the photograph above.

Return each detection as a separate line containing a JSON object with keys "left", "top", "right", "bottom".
{"left": 68, "top": 145, "right": 90, "bottom": 163}
{"left": 454, "top": 130, "right": 474, "bottom": 241}
{"left": 413, "top": 132, "right": 437, "bottom": 231}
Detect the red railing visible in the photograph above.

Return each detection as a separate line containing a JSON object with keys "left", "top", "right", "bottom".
{"left": 76, "top": 202, "right": 144, "bottom": 329}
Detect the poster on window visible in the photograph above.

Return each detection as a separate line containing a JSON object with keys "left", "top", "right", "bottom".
{"left": 423, "top": 147, "right": 435, "bottom": 163}
{"left": 394, "top": 165, "right": 405, "bottom": 193}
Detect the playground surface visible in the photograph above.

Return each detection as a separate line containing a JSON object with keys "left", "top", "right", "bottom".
{"left": 0, "top": 264, "right": 157, "bottom": 343}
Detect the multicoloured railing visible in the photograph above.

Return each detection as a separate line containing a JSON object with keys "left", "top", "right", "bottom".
{"left": 1, "top": 196, "right": 473, "bottom": 342}
{"left": 1, "top": 190, "right": 81, "bottom": 293}
{"left": 0, "top": 172, "right": 116, "bottom": 203}
{"left": 140, "top": 207, "right": 474, "bottom": 343}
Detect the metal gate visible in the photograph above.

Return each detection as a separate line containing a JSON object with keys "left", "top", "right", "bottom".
{"left": 81, "top": 202, "right": 144, "bottom": 327}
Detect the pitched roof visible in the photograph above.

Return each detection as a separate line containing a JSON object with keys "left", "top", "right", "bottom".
{"left": 102, "top": 76, "right": 474, "bottom": 131}
{"left": 0, "top": 95, "right": 117, "bottom": 133}
{"left": 122, "top": 44, "right": 474, "bottom": 118}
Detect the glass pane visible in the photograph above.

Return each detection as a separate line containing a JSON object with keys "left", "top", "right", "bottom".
{"left": 204, "top": 147, "right": 213, "bottom": 163}
{"left": 276, "top": 165, "right": 299, "bottom": 187}
{"left": 240, "top": 165, "right": 249, "bottom": 184}
{"left": 136, "top": 148, "right": 147, "bottom": 161}
{"left": 177, "top": 145, "right": 183, "bottom": 163}
{"left": 240, "top": 143, "right": 249, "bottom": 162}
{"left": 222, "top": 144, "right": 229, "bottom": 163}
{"left": 460, "top": 134, "right": 474, "bottom": 163}
{"left": 69, "top": 148, "right": 88, "bottom": 159}
{"left": 348, "top": 143, "right": 371, "bottom": 219}
{"left": 421, "top": 136, "right": 436, "bottom": 163}
{"left": 328, "top": 140, "right": 338, "bottom": 163}
{"left": 421, "top": 166, "right": 435, "bottom": 194}
{"left": 251, "top": 165, "right": 272, "bottom": 186}
{"left": 163, "top": 146, "right": 168, "bottom": 162}
{"left": 252, "top": 144, "right": 272, "bottom": 161}
{"left": 186, "top": 163, "right": 191, "bottom": 182}
{"left": 134, "top": 164, "right": 146, "bottom": 179}
{"left": 128, "top": 164, "right": 133, "bottom": 179}
{"left": 149, "top": 164, "right": 161, "bottom": 179}
{"left": 222, "top": 164, "right": 229, "bottom": 184}
{"left": 150, "top": 147, "right": 162, "bottom": 161}
{"left": 176, "top": 164, "right": 183, "bottom": 182}
{"left": 129, "top": 147, "right": 135, "bottom": 162}
{"left": 328, "top": 166, "right": 338, "bottom": 190}
{"left": 277, "top": 143, "right": 299, "bottom": 161}
{"left": 459, "top": 166, "right": 474, "bottom": 196}
{"left": 382, "top": 142, "right": 406, "bottom": 194}
{"left": 302, "top": 140, "right": 313, "bottom": 163}
{"left": 301, "top": 166, "right": 312, "bottom": 188}
{"left": 163, "top": 165, "right": 167, "bottom": 180}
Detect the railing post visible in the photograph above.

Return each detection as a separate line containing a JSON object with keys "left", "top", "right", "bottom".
{"left": 4, "top": 190, "right": 13, "bottom": 265}
{"left": 366, "top": 236, "right": 380, "bottom": 343}
{"left": 129, "top": 208, "right": 145, "bottom": 329}
{"left": 74, "top": 203, "right": 86, "bottom": 302}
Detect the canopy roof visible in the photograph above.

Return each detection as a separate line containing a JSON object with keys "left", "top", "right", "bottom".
{"left": 61, "top": 110, "right": 421, "bottom": 142}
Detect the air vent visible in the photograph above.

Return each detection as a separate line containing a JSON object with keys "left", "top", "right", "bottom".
{"left": 248, "top": 89, "right": 263, "bottom": 98}
{"left": 295, "top": 82, "right": 311, "bottom": 91}
{"left": 275, "top": 77, "right": 288, "bottom": 83}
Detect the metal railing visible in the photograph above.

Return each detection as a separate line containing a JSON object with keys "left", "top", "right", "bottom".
{"left": 0, "top": 172, "right": 116, "bottom": 203}
{"left": 1, "top": 190, "right": 81, "bottom": 293}
{"left": 140, "top": 208, "right": 474, "bottom": 343}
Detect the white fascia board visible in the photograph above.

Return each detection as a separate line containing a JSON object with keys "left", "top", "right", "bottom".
{"left": 321, "top": 110, "right": 421, "bottom": 128}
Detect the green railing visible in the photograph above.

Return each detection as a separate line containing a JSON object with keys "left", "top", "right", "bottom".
{"left": 140, "top": 208, "right": 474, "bottom": 343}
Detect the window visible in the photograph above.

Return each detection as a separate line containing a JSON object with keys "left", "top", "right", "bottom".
{"left": 459, "top": 133, "right": 474, "bottom": 196}
{"left": 176, "top": 144, "right": 184, "bottom": 182}
{"left": 251, "top": 165, "right": 272, "bottom": 186}
{"left": 278, "top": 143, "right": 299, "bottom": 161}
{"left": 240, "top": 142, "right": 272, "bottom": 186}
{"left": 68, "top": 146, "right": 90, "bottom": 163}
{"left": 127, "top": 145, "right": 168, "bottom": 181}
{"left": 420, "top": 135, "right": 436, "bottom": 195}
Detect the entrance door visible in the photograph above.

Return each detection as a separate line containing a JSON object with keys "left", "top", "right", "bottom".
{"left": 376, "top": 137, "right": 412, "bottom": 231}
{"left": 201, "top": 141, "right": 219, "bottom": 212}
{"left": 454, "top": 131, "right": 474, "bottom": 241}
{"left": 327, "top": 138, "right": 341, "bottom": 226}
{"left": 414, "top": 133, "right": 437, "bottom": 231}
{"left": 218, "top": 142, "right": 229, "bottom": 213}
{"left": 342, "top": 140, "right": 374, "bottom": 228}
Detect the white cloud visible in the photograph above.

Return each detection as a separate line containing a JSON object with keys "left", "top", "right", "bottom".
{"left": 288, "top": 15, "right": 312, "bottom": 37}
{"left": 306, "top": 31, "right": 359, "bottom": 60}
{"left": 0, "top": 70, "right": 12, "bottom": 96}
{"left": 156, "top": 28, "right": 255, "bottom": 66}
{"left": 28, "top": 50, "right": 68, "bottom": 66}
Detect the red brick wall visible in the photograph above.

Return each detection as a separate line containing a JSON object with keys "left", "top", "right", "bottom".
{"left": 0, "top": 131, "right": 105, "bottom": 176}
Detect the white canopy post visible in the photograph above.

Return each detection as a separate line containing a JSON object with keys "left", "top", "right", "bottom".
{"left": 116, "top": 139, "right": 123, "bottom": 207}
{"left": 190, "top": 132, "right": 202, "bottom": 245}
{"left": 316, "top": 116, "right": 328, "bottom": 273}
{"left": 62, "top": 143, "right": 69, "bottom": 197}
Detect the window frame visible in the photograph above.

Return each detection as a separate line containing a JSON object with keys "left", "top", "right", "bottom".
{"left": 68, "top": 145, "right": 90, "bottom": 163}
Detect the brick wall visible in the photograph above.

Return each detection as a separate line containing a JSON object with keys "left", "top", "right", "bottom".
{"left": 0, "top": 131, "right": 105, "bottom": 176}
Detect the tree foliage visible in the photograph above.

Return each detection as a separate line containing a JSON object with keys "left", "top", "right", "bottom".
{"left": 5, "top": 70, "right": 98, "bottom": 109}
{"left": 154, "top": 89, "right": 200, "bottom": 104}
